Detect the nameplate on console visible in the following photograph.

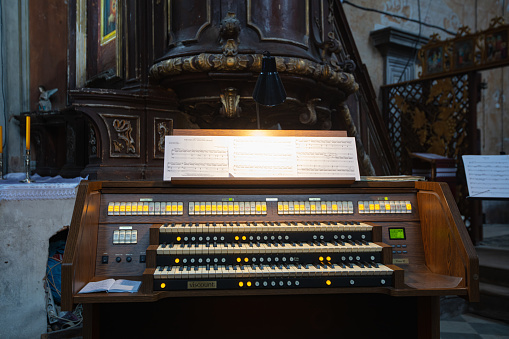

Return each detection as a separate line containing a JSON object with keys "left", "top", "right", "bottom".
{"left": 187, "top": 281, "right": 217, "bottom": 289}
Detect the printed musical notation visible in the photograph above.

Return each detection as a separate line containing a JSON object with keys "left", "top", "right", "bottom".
{"left": 163, "top": 136, "right": 230, "bottom": 180}
{"left": 463, "top": 155, "right": 509, "bottom": 198}
{"left": 163, "top": 135, "right": 360, "bottom": 181}
{"left": 295, "top": 137, "right": 359, "bottom": 179}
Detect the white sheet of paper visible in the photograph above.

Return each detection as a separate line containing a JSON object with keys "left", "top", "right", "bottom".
{"left": 163, "top": 136, "right": 230, "bottom": 180}
{"left": 228, "top": 137, "right": 297, "bottom": 177}
{"left": 463, "top": 155, "right": 509, "bottom": 198}
{"left": 295, "top": 137, "right": 360, "bottom": 180}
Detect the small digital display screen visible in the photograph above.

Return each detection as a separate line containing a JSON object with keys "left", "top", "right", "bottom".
{"left": 389, "top": 228, "right": 406, "bottom": 240}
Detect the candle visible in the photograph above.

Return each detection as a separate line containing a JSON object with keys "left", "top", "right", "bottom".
{"left": 26, "top": 116, "right": 30, "bottom": 150}
{"left": 0, "top": 125, "right": 3, "bottom": 153}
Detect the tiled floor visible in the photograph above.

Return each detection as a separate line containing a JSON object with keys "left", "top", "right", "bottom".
{"left": 440, "top": 313, "right": 509, "bottom": 338}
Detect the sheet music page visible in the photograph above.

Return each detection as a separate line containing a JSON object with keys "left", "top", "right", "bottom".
{"left": 462, "top": 155, "right": 509, "bottom": 198}
{"left": 163, "top": 136, "right": 230, "bottom": 180}
{"left": 295, "top": 137, "right": 360, "bottom": 180}
{"left": 228, "top": 137, "right": 298, "bottom": 177}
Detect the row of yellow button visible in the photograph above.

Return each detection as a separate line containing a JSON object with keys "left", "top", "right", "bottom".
{"left": 357, "top": 201, "right": 412, "bottom": 214}
{"left": 277, "top": 201, "right": 354, "bottom": 215}
{"left": 189, "top": 201, "right": 267, "bottom": 216}
{"left": 107, "top": 201, "right": 183, "bottom": 216}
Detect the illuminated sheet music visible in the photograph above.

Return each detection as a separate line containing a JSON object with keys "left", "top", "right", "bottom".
{"left": 463, "top": 155, "right": 509, "bottom": 198}
{"left": 163, "top": 136, "right": 230, "bottom": 180}
{"left": 229, "top": 137, "right": 297, "bottom": 177}
{"left": 295, "top": 137, "right": 360, "bottom": 180}
{"left": 163, "top": 135, "right": 360, "bottom": 181}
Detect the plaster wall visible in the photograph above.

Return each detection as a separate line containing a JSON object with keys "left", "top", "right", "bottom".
{"left": 0, "top": 198, "right": 75, "bottom": 338}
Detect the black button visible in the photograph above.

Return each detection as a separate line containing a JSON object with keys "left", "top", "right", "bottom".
{"left": 116, "top": 257, "right": 121, "bottom": 263}
{"left": 126, "top": 256, "right": 132, "bottom": 262}
{"left": 101, "top": 256, "right": 109, "bottom": 264}
{"left": 139, "top": 255, "right": 146, "bottom": 263}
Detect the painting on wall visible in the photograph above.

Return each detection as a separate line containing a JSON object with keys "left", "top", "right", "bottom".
{"left": 485, "top": 28, "right": 508, "bottom": 63}
{"left": 426, "top": 46, "right": 444, "bottom": 75}
{"left": 101, "top": 0, "right": 117, "bottom": 45}
{"left": 453, "top": 38, "right": 474, "bottom": 70}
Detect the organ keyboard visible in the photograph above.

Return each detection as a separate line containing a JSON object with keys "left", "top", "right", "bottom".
{"left": 62, "top": 179, "right": 478, "bottom": 338}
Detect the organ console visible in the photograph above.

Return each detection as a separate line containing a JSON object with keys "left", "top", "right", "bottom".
{"left": 61, "top": 126, "right": 478, "bottom": 339}
{"left": 62, "top": 178, "right": 478, "bottom": 338}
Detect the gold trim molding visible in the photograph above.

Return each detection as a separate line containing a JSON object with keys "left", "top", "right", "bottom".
{"left": 149, "top": 53, "right": 358, "bottom": 95}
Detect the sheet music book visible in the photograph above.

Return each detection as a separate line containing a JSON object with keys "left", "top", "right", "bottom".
{"left": 78, "top": 279, "right": 141, "bottom": 293}
{"left": 163, "top": 135, "right": 360, "bottom": 181}
{"left": 462, "top": 155, "right": 509, "bottom": 198}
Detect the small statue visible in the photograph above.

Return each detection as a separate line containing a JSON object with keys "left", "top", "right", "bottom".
{"left": 38, "top": 86, "right": 58, "bottom": 112}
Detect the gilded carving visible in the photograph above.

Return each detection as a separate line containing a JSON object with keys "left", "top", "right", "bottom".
{"left": 112, "top": 119, "right": 136, "bottom": 154}
{"left": 220, "top": 12, "right": 241, "bottom": 56}
{"left": 300, "top": 98, "right": 320, "bottom": 125}
{"left": 220, "top": 88, "right": 241, "bottom": 118}
{"left": 154, "top": 118, "right": 173, "bottom": 159}
{"left": 150, "top": 53, "right": 358, "bottom": 95}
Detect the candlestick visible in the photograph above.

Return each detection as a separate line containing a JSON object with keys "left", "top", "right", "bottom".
{"left": 26, "top": 116, "right": 30, "bottom": 150}
{"left": 20, "top": 149, "right": 34, "bottom": 183}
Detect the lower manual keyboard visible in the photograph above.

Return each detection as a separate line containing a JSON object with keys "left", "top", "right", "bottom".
{"left": 153, "top": 263, "right": 393, "bottom": 290}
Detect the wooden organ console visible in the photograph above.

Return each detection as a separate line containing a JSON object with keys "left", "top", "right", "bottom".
{"left": 62, "top": 178, "right": 478, "bottom": 338}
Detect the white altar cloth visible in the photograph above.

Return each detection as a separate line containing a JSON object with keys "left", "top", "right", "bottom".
{"left": 0, "top": 173, "right": 85, "bottom": 201}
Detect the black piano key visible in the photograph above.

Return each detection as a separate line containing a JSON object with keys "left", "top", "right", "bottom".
{"left": 158, "top": 266, "right": 163, "bottom": 271}
{"left": 214, "top": 264, "right": 218, "bottom": 270}
{"left": 213, "top": 242, "right": 217, "bottom": 248}
{"left": 253, "top": 222, "right": 257, "bottom": 226}
{"left": 186, "top": 266, "right": 191, "bottom": 271}
{"left": 269, "top": 221, "right": 274, "bottom": 226}
{"left": 179, "top": 266, "right": 184, "bottom": 271}
{"left": 263, "top": 221, "right": 268, "bottom": 226}
{"left": 206, "top": 264, "right": 210, "bottom": 270}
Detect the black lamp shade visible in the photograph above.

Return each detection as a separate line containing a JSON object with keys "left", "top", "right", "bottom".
{"left": 252, "top": 52, "right": 286, "bottom": 106}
